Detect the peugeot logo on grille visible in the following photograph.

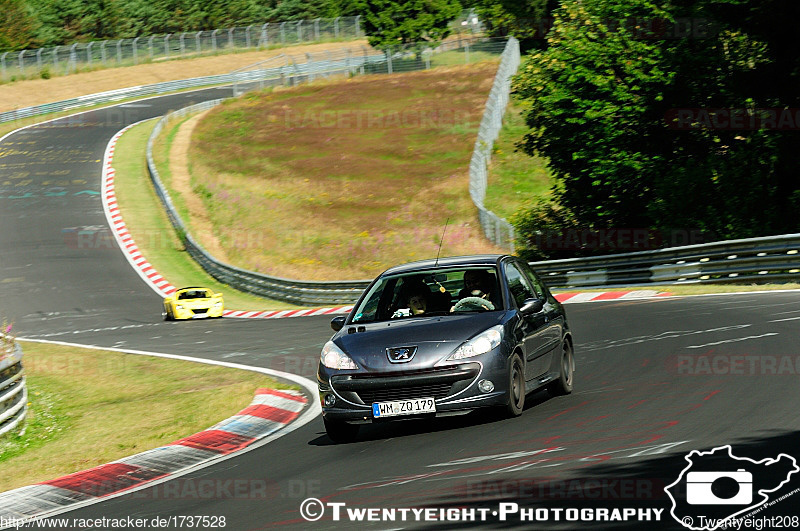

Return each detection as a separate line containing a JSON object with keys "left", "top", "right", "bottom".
{"left": 387, "top": 346, "right": 417, "bottom": 363}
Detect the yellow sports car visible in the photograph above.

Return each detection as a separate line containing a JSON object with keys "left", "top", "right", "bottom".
{"left": 163, "top": 287, "right": 224, "bottom": 320}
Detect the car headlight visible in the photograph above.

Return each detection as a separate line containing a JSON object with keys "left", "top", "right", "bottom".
{"left": 448, "top": 325, "right": 504, "bottom": 360}
{"left": 321, "top": 341, "right": 358, "bottom": 370}
{"left": 214, "top": 301, "right": 222, "bottom": 307}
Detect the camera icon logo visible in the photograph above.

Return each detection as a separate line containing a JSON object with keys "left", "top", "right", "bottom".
{"left": 686, "top": 469, "right": 752, "bottom": 505}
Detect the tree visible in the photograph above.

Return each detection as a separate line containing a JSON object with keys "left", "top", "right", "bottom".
{"left": 0, "top": 0, "right": 36, "bottom": 51}
{"left": 511, "top": 0, "right": 800, "bottom": 258}
{"left": 271, "top": 0, "right": 333, "bottom": 21}
{"left": 359, "top": 0, "right": 462, "bottom": 49}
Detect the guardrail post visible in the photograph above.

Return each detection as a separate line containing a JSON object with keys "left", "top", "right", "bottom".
{"left": 361, "top": 46, "right": 367, "bottom": 74}
{"left": 180, "top": 33, "right": 186, "bottom": 56}
{"left": 465, "top": 42, "right": 470, "bottom": 64}
{"left": 260, "top": 23, "right": 269, "bottom": 48}
{"left": 314, "top": 18, "right": 321, "bottom": 41}
{"left": 165, "top": 34, "right": 171, "bottom": 58}
{"left": 228, "top": 28, "right": 235, "bottom": 49}
{"left": 297, "top": 21, "right": 303, "bottom": 43}
{"left": 306, "top": 53, "right": 314, "bottom": 81}
{"left": 355, "top": 15, "right": 362, "bottom": 38}
{"left": 133, "top": 37, "right": 140, "bottom": 64}
{"left": 334, "top": 17, "right": 340, "bottom": 39}
{"left": 386, "top": 49, "right": 392, "bottom": 74}
{"left": 246, "top": 25, "right": 253, "bottom": 48}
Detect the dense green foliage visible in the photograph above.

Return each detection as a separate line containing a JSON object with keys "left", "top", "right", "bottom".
{"left": 357, "top": 0, "right": 462, "bottom": 49}
{"left": 0, "top": 0, "right": 380, "bottom": 50}
{"left": 512, "top": 0, "right": 800, "bottom": 259}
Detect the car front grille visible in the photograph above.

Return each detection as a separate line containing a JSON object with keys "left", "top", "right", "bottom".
{"left": 357, "top": 383, "right": 453, "bottom": 404}
{"left": 192, "top": 308, "right": 208, "bottom": 315}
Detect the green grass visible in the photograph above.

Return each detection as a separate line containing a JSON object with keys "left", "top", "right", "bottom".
{"left": 187, "top": 64, "right": 506, "bottom": 281}
{"left": 0, "top": 341, "right": 294, "bottom": 492}
{"left": 113, "top": 119, "right": 299, "bottom": 310}
{"left": 483, "top": 99, "right": 552, "bottom": 220}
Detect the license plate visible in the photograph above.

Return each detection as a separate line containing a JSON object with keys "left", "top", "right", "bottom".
{"left": 372, "top": 397, "right": 436, "bottom": 418}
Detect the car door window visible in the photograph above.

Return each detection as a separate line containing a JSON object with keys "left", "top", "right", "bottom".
{"left": 520, "top": 263, "right": 546, "bottom": 299}
{"left": 505, "top": 263, "right": 536, "bottom": 308}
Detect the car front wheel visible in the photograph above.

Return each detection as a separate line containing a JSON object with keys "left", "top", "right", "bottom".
{"left": 324, "top": 417, "right": 359, "bottom": 443}
{"left": 505, "top": 353, "right": 525, "bottom": 417}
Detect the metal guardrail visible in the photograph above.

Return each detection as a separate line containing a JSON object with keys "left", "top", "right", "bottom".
{"left": 531, "top": 233, "right": 800, "bottom": 288}
{"left": 469, "top": 37, "right": 520, "bottom": 252}
{"left": 0, "top": 16, "right": 365, "bottom": 82}
{"left": 0, "top": 339, "right": 26, "bottom": 438}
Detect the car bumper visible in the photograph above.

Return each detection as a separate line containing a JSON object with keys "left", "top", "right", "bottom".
{"left": 318, "top": 355, "right": 512, "bottom": 423}
{"left": 172, "top": 306, "right": 224, "bottom": 319}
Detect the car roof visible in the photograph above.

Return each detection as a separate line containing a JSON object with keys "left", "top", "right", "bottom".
{"left": 177, "top": 286, "right": 210, "bottom": 291}
{"left": 380, "top": 255, "right": 509, "bottom": 276}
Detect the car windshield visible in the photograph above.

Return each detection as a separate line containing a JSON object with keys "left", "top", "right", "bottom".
{"left": 351, "top": 267, "right": 502, "bottom": 324}
{"left": 178, "top": 290, "right": 210, "bottom": 300}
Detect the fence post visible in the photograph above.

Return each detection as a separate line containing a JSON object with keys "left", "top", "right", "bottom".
{"left": 228, "top": 28, "right": 234, "bottom": 49}
{"left": 386, "top": 49, "right": 392, "bottom": 74}
{"left": 211, "top": 29, "right": 219, "bottom": 51}
{"left": 195, "top": 31, "right": 202, "bottom": 54}
{"left": 0, "top": 52, "right": 7, "bottom": 80}
{"left": 260, "top": 23, "right": 269, "bottom": 48}
{"left": 18, "top": 50, "right": 25, "bottom": 75}
{"left": 246, "top": 25, "right": 253, "bottom": 48}
{"left": 133, "top": 37, "right": 140, "bottom": 64}
{"left": 355, "top": 15, "right": 362, "bottom": 38}
{"left": 334, "top": 17, "right": 340, "bottom": 39}
{"left": 69, "top": 43, "right": 78, "bottom": 73}
{"left": 314, "top": 18, "right": 321, "bottom": 41}
{"left": 147, "top": 36, "right": 154, "bottom": 59}
{"left": 296, "top": 21, "right": 303, "bottom": 42}
{"left": 165, "top": 34, "right": 171, "bottom": 58}
{"left": 180, "top": 33, "right": 186, "bottom": 56}
{"left": 280, "top": 22, "right": 287, "bottom": 45}
{"left": 116, "top": 40, "right": 122, "bottom": 64}
{"left": 52, "top": 46, "right": 59, "bottom": 72}
{"left": 36, "top": 48, "right": 44, "bottom": 71}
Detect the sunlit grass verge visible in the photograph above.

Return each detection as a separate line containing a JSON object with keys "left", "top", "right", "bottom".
{"left": 483, "top": 99, "right": 552, "bottom": 220}
{"left": 0, "top": 341, "right": 294, "bottom": 493}
{"left": 188, "top": 64, "right": 506, "bottom": 281}
{"left": 113, "top": 119, "right": 299, "bottom": 310}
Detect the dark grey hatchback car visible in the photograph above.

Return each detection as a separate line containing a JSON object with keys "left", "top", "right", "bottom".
{"left": 317, "top": 255, "right": 575, "bottom": 442}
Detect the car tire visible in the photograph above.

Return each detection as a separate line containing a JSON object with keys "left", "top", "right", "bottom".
{"left": 163, "top": 307, "right": 172, "bottom": 321}
{"left": 549, "top": 337, "right": 574, "bottom": 395}
{"left": 324, "top": 417, "right": 359, "bottom": 443}
{"left": 504, "top": 353, "right": 525, "bottom": 417}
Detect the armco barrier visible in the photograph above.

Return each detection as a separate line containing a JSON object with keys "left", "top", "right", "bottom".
{"left": 531, "top": 233, "right": 800, "bottom": 287}
{"left": 0, "top": 339, "right": 26, "bottom": 437}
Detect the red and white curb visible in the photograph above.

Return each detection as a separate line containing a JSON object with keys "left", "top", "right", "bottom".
{"left": 554, "top": 289, "right": 671, "bottom": 304}
{"left": 0, "top": 388, "right": 308, "bottom": 521}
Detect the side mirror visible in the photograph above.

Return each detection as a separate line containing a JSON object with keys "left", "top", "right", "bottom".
{"left": 331, "top": 315, "right": 346, "bottom": 331}
{"left": 520, "top": 297, "right": 545, "bottom": 315}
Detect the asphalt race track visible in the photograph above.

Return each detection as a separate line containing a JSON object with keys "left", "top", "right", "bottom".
{"left": 1, "top": 89, "right": 799, "bottom": 530}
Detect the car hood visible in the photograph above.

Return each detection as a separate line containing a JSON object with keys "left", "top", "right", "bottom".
{"left": 335, "top": 312, "right": 507, "bottom": 372}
